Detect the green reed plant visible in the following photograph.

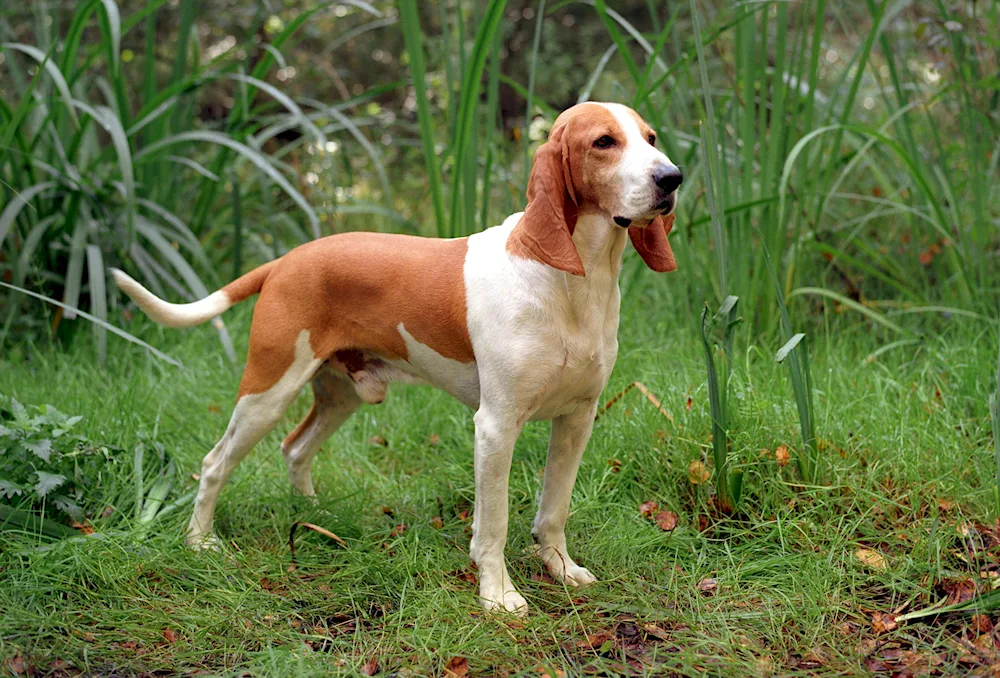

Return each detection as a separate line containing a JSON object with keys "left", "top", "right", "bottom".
{"left": 399, "top": 0, "right": 508, "bottom": 238}
{"left": 699, "top": 296, "right": 744, "bottom": 513}
{"left": 571, "top": 0, "right": 997, "bottom": 329}
{"left": 0, "top": 0, "right": 388, "bottom": 359}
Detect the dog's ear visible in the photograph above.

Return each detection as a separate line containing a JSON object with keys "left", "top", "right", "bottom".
{"left": 628, "top": 213, "right": 677, "bottom": 272}
{"left": 509, "top": 127, "right": 585, "bottom": 276}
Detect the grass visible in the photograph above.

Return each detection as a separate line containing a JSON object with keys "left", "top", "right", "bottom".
{"left": 2, "top": 292, "right": 998, "bottom": 675}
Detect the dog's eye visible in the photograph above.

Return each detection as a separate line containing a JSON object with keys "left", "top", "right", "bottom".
{"left": 648, "top": 134, "right": 657, "bottom": 146}
{"left": 593, "top": 135, "right": 616, "bottom": 149}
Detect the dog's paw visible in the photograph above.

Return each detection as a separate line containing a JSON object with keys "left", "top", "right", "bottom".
{"left": 479, "top": 587, "right": 528, "bottom": 616}
{"left": 562, "top": 564, "right": 597, "bottom": 588}
{"left": 186, "top": 532, "right": 221, "bottom": 551}
{"left": 537, "top": 546, "right": 597, "bottom": 588}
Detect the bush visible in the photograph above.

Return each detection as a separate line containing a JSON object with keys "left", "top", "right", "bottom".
{"left": 0, "top": 396, "right": 122, "bottom": 524}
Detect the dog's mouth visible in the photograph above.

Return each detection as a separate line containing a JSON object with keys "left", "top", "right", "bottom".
{"left": 655, "top": 194, "right": 676, "bottom": 215}
{"left": 614, "top": 195, "right": 675, "bottom": 229}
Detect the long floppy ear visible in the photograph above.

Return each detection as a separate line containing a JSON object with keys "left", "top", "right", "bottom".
{"left": 508, "top": 128, "right": 585, "bottom": 276}
{"left": 628, "top": 213, "right": 677, "bottom": 272}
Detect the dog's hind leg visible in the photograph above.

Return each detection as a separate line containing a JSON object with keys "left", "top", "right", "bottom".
{"left": 186, "top": 330, "right": 323, "bottom": 549}
{"left": 281, "top": 369, "right": 361, "bottom": 496}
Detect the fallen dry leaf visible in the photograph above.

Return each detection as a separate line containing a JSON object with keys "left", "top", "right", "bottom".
{"left": 431, "top": 516, "right": 444, "bottom": 529}
{"left": 575, "top": 630, "right": 613, "bottom": 651}
{"left": 697, "top": 577, "right": 718, "bottom": 594}
{"left": 774, "top": 445, "right": 790, "bottom": 467}
{"left": 607, "top": 458, "right": 621, "bottom": 473}
{"left": 100, "top": 506, "right": 115, "bottom": 519}
{"left": 654, "top": 510, "right": 678, "bottom": 532}
{"left": 389, "top": 523, "right": 408, "bottom": 538}
{"left": 444, "top": 656, "right": 469, "bottom": 677}
{"left": 854, "top": 548, "right": 888, "bottom": 570}
{"left": 941, "top": 576, "right": 977, "bottom": 605}
{"left": 973, "top": 614, "right": 994, "bottom": 634}
{"left": 871, "top": 611, "right": 897, "bottom": 634}
{"left": 687, "top": 460, "right": 711, "bottom": 485}
{"left": 642, "top": 623, "right": 671, "bottom": 641}
{"left": 360, "top": 656, "right": 377, "bottom": 676}
{"left": 162, "top": 628, "right": 179, "bottom": 644}
{"left": 367, "top": 435, "right": 388, "bottom": 447}
{"left": 71, "top": 520, "right": 94, "bottom": 535}
{"left": 6, "top": 657, "right": 25, "bottom": 675}
{"left": 427, "top": 433, "right": 441, "bottom": 446}
{"left": 639, "top": 501, "right": 659, "bottom": 517}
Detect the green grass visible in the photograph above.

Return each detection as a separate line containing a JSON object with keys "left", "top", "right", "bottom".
{"left": 1, "top": 292, "right": 998, "bottom": 675}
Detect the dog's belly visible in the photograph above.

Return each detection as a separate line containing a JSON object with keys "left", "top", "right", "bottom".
{"left": 393, "top": 323, "right": 481, "bottom": 408}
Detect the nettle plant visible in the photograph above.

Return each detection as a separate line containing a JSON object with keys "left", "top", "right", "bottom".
{"left": 0, "top": 396, "right": 121, "bottom": 523}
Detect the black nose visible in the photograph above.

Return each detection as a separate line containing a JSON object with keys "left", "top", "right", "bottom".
{"left": 652, "top": 164, "right": 683, "bottom": 193}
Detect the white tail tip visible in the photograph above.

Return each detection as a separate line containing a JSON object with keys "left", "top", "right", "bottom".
{"left": 110, "top": 268, "right": 231, "bottom": 328}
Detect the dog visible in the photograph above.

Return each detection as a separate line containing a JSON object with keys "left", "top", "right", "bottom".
{"left": 112, "top": 101, "right": 681, "bottom": 615}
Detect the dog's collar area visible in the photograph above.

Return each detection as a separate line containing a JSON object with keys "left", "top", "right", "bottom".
{"left": 613, "top": 216, "right": 632, "bottom": 228}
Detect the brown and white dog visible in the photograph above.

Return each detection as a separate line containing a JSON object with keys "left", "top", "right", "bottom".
{"left": 112, "top": 102, "right": 681, "bottom": 615}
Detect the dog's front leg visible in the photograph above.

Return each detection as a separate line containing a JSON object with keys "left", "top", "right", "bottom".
{"left": 532, "top": 401, "right": 599, "bottom": 587}
{"left": 469, "top": 406, "right": 527, "bottom": 615}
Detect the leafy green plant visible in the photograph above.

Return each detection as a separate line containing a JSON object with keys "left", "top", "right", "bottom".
{"left": 699, "top": 296, "right": 744, "bottom": 513}
{"left": 0, "top": 396, "right": 120, "bottom": 523}
{"left": 0, "top": 396, "right": 184, "bottom": 539}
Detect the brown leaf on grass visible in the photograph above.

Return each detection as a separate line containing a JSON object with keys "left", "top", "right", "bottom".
{"left": 431, "top": 516, "right": 444, "bottom": 529}
{"left": 536, "top": 666, "right": 566, "bottom": 678}
{"left": 654, "top": 511, "right": 678, "bottom": 532}
{"left": 641, "top": 623, "right": 671, "bottom": 641}
{"left": 71, "top": 520, "right": 94, "bottom": 535}
{"left": 607, "top": 458, "right": 621, "bottom": 473}
{"left": 6, "top": 657, "right": 25, "bottom": 675}
{"left": 389, "top": 523, "right": 408, "bottom": 538}
{"left": 687, "top": 460, "right": 711, "bottom": 485}
{"left": 941, "top": 576, "right": 977, "bottom": 605}
{"left": 576, "top": 630, "right": 613, "bottom": 651}
{"left": 360, "top": 656, "right": 377, "bottom": 676}
{"left": 639, "top": 501, "right": 659, "bottom": 517}
{"left": 101, "top": 506, "right": 115, "bottom": 519}
{"left": 443, "top": 656, "right": 469, "bottom": 677}
{"left": 855, "top": 548, "right": 888, "bottom": 570}
{"left": 774, "top": 445, "right": 790, "bottom": 467}
{"left": 973, "top": 614, "right": 994, "bottom": 635}
{"left": 797, "top": 647, "right": 829, "bottom": 669}
{"left": 427, "top": 433, "right": 441, "bottom": 446}
{"left": 696, "top": 578, "right": 718, "bottom": 594}
{"left": 368, "top": 435, "right": 388, "bottom": 447}
{"left": 449, "top": 569, "right": 476, "bottom": 584}
{"left": 457, "top": 509, "right": 470, "bottom": 522}
{"left": 162, "top": 628, "right": 179, "bottom": 643}
{"left": 871, "top": 611, "right": 898, "bottom": 634}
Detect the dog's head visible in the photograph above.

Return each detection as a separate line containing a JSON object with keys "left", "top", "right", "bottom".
{"left": 517, "top": 102, "right": 681, "bottom": 276}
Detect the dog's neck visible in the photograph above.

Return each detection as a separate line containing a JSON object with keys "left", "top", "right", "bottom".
{"left": 571, "top": 211, "right": 629, "bottom": 280}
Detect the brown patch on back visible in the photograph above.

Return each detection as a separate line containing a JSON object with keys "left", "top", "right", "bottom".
{"left": 237, "top": 233, "right": 472, "bottom": 397}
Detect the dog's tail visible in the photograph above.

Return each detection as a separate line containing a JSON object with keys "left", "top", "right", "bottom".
{"left": 110, "top": 260, "right": 278, "bottom": 328}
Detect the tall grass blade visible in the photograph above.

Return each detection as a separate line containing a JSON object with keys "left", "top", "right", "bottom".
{"left": 0, "top": 282, "right": 182, "bottom": 367}
{"left": 85, "top": 245, "right": 108, "bottom": 365}
{"left": 447, "top": 0, "right": 507, "bottom": 237}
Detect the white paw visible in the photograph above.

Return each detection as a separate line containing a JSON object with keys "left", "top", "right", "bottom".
{"left": 186, "top": 532, "right": 221, "bottom": 551}
{"left": 480, "top": 586, "right": 528, "bottom": 616}
{"left": 537, "top": 546, "right": 597, "bottom": 587}
{"left": 562, "top": 564, "right": 597, "bottom": 588}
